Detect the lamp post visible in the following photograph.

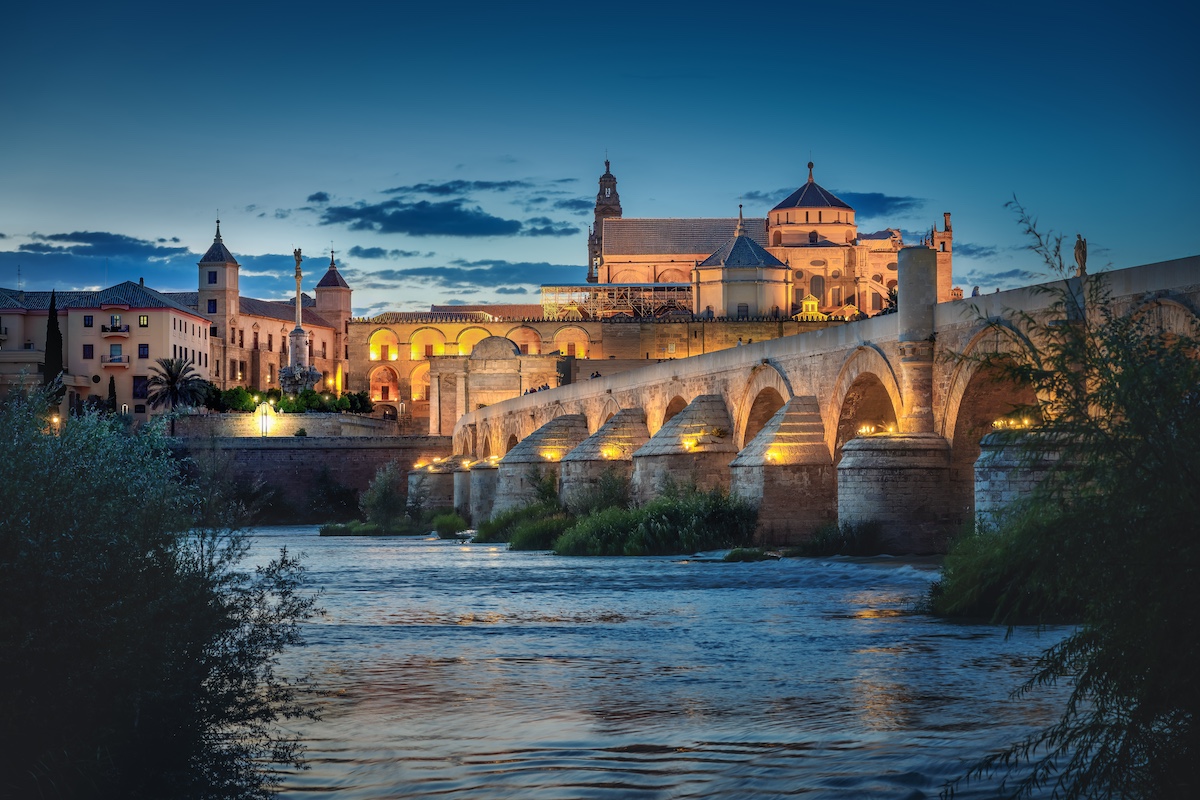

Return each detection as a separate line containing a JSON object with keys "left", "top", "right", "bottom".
{"left": 258, "top": 402, "right": 269, "bottom": 438}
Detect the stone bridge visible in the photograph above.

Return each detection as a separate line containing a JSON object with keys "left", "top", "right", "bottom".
{"left": 443, "top": 251, "right": 1199, "bottom": 552}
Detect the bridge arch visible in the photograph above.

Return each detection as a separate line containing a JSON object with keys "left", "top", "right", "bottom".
{"left": 734, "top": 363, "right": 793, "bottom": 448}
{"left": 1130, "top": 296, "right": 1199, "bottom": 337}
{"left": 505, "top": 433, "right": 519, "bottom": 454}
{"left": 653, "top": 394, "right": 689, "bottom": 435}
{"left": 828, "top": 345, "right": 903, "bottom": 462}
{"left": 591, "top": 395, "right": 622, "bottom": 432}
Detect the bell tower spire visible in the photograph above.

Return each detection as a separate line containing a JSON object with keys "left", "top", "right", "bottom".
{"left": 587, "top": 156, "right": 622, "bottom": 283}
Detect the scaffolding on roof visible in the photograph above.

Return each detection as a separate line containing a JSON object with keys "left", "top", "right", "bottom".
{"left": 540, "top": 283, "right": 693, "bottom": 320}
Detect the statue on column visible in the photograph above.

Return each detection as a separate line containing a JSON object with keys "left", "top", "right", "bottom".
{"left": 1074, "top": 234, "right": 1087, "bottom": 276}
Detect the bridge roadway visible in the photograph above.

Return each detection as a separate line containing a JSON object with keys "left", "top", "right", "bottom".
{"left": 446, "top": 250, "right": 1199, "bottom": 552}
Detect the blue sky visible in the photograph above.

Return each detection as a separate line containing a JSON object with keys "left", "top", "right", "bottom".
{"left": 2, "top": 1, "right": 1196, "bottom": 318}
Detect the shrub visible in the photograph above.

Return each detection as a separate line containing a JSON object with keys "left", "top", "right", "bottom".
{"left": 0, "top": 390, "right": 319, "bottom": 798}
{"left": 553, "top": 486, "right": 757, "bottom": 557}
{"left": 934, "top": 204, "right": 1200, "bottom": 799}
{"left": 509, "top": 513, "right": 575, "bottom": 551}
{"left": 724, "top": 548, "right": 778, "bottom": 562}
{"left": 293, "top": 427, "right": 307, "bottom": 437}
{"left": 565, "top": 466, "right": 631, "bottom": 516}
{"left": 474, "top": 501, "right": 559, "bottom": 543}
{"left": 432, "top": 512, "right": 468, "bottom": 538}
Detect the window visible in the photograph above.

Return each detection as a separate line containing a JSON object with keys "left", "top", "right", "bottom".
{"left": 215, "top": 360, "right": 220, "bottom": 377}
{"left": 208, "top": 299, "right": 216, "bottom": 314}
{"left": 566, "top": 342, "right": 576, "bottom": 356}
{"left": 238, "top": 329, "right": 244, "bottom": 348}
{"left": 134, "top": 404, "right": 146, "bottom": 414}
{"left": 109, "top": 344, "right": 122, "bottom": 359}
{"left": 238, "top": 361, "right": 246, "bottom": 380}
{"left": 208, "top": 271, "right": 217, "bottom": 284}
{"left": 737, "top": 303, "right": 749, "bottom": 320}
{"left": 268, "top": 364, "right": 274, "bottom": 383}
{"left": 138, "top": 315, "right": 149, "bottom": 328}
{"left": 132, "top": 376, "right": 149, "bottom": 399}
{"left": 809, "top": 231, "right": 818, "bottom": 244}
{"left": 230, "top": 359, "right": 237, "bottom": 378}
{"left": 321, "top": 342, "right": 327, "bottom": 359}
{"left": 110, "top": 314, "right": 121, "bottom": 327}
{"left": 83, "top": 315, "right": 93, "bottom": 328}
{"left": 83, "top": 344, "right": 94, "bottom": 359}
{"left": 267, "top": 334, "right": 273, "bottom": 352}
{"left": 381, "top": 385, "right": 390, "bottom": 401}
{"left": 424, "top": 344, "right": 434, "bottom": 358}
{"left": 138, "top": 343, "right": 149, "bottom": 359}
{"left": 519, "top": 344, "right": 529, "bottom": 354}
{"left": 253, "top": 331, "right": 259, "bottom": 350}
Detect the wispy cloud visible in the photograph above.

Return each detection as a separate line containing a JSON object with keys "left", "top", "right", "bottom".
{"left": 347, "top": 245, "right": 432, "bottom": 260}
{"left": 835, "top": 191, "right": 925, "bottom": 219}
{"left": 382, "top": 180, "right": 534, "bottom": 196}
{"left": 307, "top": 191, "right": 330, "bottom": 203}
{"left": 522, "top": 217, "right": 580, "bottom": 237}
{"left": 341, "top": 258, "right": 579, "bottom": 291}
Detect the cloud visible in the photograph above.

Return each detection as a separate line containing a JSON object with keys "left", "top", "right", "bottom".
{"left": 553, "top": 198, "right": 593, "bottom": 214}
{"left": 382, "top": 179, "right": 534, "bottom": 197}
{"left": 307, "top": 191, "right": 330, "bottom": 203}
{"left": 954, "top": 242, "right": 1002, "bottom": 259}
{"left": 0, "top": 233, "right": 7, "bottom": 239}
{"left": 495, "top": 287, "right": 528, "bottom": 295}
{"left": 347, "top": 246, "right": 431, "bottom": 260}
{"left": 320, "top": 198, "right": 523, "bottom": 237}
{"left": 741, "top": 188, "right": 792, "bottom": 206}
{"left": 834, "top": 191, "right": 925, "bottom": 219}
{"left": 522, "top": 217, "right": 580, "bottom": 237}
{"left": 23, "top": 231, "right": 191, "bottom": 261}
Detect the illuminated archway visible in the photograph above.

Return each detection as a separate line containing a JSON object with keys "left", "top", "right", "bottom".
{"left": 369, "top": 328, "right": 400, "bottom": 362}
{"left": 553, "top": 325, "right": 591, "bottom": 358}
{"left": 409, "top": 361, "right": 430, "bottom": 401}
{"left": 409, "top": 327, "right": 446, "bottom": 360}
{"left": 369, "top": 365, "right": 401, "bottom": 404}
{"left": 506, "top": 325, "right": 542, "bottom": 354}
{"left": 456, "top": 326, "right": 491, "bottom": 356}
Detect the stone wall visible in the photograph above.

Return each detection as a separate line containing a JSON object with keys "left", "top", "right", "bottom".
{"left": 172, "top": 435, "right": 452, "bottom": 518}
{"left": 173, "top": 411, "right": 401, "bottom": 439}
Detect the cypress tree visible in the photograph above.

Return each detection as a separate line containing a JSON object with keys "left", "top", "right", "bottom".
{"left": 43, "top": 290, "right": 64, "bottom": 396}
{"left": 107, "top": 375, "right": 117, "bottom": 413}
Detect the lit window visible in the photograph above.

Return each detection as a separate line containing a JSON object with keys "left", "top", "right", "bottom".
{"left": 138, "top": 315, "right": 149, "bottom": 328}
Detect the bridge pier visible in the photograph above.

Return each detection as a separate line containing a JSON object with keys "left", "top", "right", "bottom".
{"left": 559, "top": 408, "right": 650, "bottom": 511}
{"left": 408, "top": 460, "right": 455, "bottom": 515}
{"left": 837, "top": 433, "right": 955, "bottom": 553}
{"left": 974, "top": 432, "right": 1068, "bottom": 529}
{"left": 453, "top": 461, "right": 473, "bottom": 523}
{"left": 631, "top": 395, "right": 736, "bottom": 504}
{"left": 731, "top": 396, "right": 835, "bottom": 545}
{"left": 468, "top": 459, "right": 499, "bottom": 525}
{"left": 492, "top": 414, "right": 591, "bottom": 517}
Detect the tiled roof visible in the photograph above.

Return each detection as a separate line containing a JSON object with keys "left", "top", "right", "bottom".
{"left": 771, "top": 181, "right": 852, "bottom": 211}
{"left": 239, "top": 296, "right": 335, "bottom": 329}
{"left": 198, "top": 221, "right": 239, "bottom": 265}
{"left": 603, "top": 218, "right": 767, "bottom": 255}
{"left": 428, "top": 303, "right": 545, "bottom": 319}
{"left": 316, "top": 256, "right": 351, "bottom": 288}
{"left": 699, "top": 229, "right": 787, "bottom": 269}
{"left": 0, "top": 282, "right": 205, "bottom": 316}
{"left": 164, "top": 291, "right": 336, "bottom": 330}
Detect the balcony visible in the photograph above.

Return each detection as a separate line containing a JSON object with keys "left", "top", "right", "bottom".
{"left": 0, "top": 325, "right": 7, "bottom": 342}
{"left": 101, "top": 324, "right": 130, "bottom": 338}
{"left": 100, "top": 354, "right": 130, "bottom": 368}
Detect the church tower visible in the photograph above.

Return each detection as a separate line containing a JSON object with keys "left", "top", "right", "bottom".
{"left": 315, "top": 250, "right": 353, "bottom": 393}
{"left": 587, "top": 159, "right": 622, "bottom": 282}
{"left": 197, "top": 220, "right": 239, "bottom": 339}
{"left": 930, "top": 212, "right": 953, "bottom": 303}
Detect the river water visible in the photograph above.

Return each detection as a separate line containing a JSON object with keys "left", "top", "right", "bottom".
{"left": 246, "top": 527, "right": 1069, "bottom": 799}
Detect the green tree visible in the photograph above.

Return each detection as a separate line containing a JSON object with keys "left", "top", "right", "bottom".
{"left": 43, "top": 289, "right": 65, "bottom": 399}
{"left": 359, "top": 460, "right": 409, "bottom": 533}
{"left": 147, "top": 357, "right": 208, "bottom": 411}
{"left": 107, "top": 374, "right": 117, "bottom": 413}
{"left": 934, "top": 204, "right": 1200, "bottom": 799}
{"left": 0, "top": 388, "right": 319, "bottom": 799}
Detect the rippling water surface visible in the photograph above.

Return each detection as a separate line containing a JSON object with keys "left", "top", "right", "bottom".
{"left": 246, "top": 527, "right": 1068, "bottom": 799}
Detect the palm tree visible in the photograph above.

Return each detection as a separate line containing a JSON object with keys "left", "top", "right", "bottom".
{"left": 147, "top": 357, "right": 207, "bottom": 412}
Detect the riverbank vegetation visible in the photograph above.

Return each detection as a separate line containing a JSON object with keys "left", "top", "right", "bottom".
{"left": 0, "top": 386, "right": 320, "bottom": 799}
{"left": 932, "top": 208, "right": 1200, "bottom": 799}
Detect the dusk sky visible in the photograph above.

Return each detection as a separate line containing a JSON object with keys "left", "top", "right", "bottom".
{"left": 3, "top": 1, "right": 1195, "bottom": 318}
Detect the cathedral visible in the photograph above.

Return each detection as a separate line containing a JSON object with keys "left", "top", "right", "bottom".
{"left": 586, "top": 160, "right": 955, "bottom": 318}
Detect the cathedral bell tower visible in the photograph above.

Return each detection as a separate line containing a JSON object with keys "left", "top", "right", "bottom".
{"left": 587, "top": 159, "right": 622, "bottom": 283}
